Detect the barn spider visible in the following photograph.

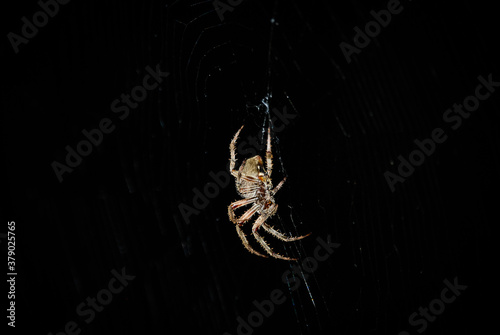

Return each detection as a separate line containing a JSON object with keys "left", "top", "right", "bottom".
{"left": 228, "top": 125, "right": 310, "bottom": 261}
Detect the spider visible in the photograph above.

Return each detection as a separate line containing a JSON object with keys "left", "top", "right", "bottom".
{"left": 227, "top": 125, "right": 310, "bottom": 261}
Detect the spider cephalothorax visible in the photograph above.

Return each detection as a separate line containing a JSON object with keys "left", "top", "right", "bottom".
{"left": 227, "top": 125, "right": 310, "bottom": 260}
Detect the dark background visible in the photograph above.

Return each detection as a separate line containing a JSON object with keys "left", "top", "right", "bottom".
{"left": 2, "top": 0, "right": 498, "bottom": 334}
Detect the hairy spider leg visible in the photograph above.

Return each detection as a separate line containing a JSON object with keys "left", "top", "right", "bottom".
{"left": 252, "top": 204, "right": 298, "bottom": 261}
{"left": 230, "top": 199, "right": 268, "bottom": 258}
{"left": 228, "top": 201, "right": 260, "bottom": 226}
{"left": 271, "top": 177, "right": 286, "bottom": 195}
{"left": 230, "top": 125, "right": 244, "bottom": 178}
{"left": 262, "top": 222, "right": 311, "bottom": 242}
{"left": 228, "top": 197, "right": 258, "bottom": 223}
{"left": 236, "top": 225, "right": 267, "bottom": 258}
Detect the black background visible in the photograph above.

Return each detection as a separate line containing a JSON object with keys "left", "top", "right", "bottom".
{"left": 2, "top": 0, "right": 498, "bottom": 334}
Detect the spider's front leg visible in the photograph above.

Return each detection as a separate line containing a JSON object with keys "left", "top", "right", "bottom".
{"left": 230, "top": 126, "right": 244, "bottom": 177}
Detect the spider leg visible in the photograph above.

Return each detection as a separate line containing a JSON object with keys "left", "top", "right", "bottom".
{"left": 262, "top": 223, "right": 311, "bottom": 242}
{"left": 266, "top": 126, "right": 273, "bottom": 177}
{"left": 262, "top": 203, "right": 311, "bottom": 241}
{"left": 230, "top": 126, "right": 244, "bottom": 177}
{"left": 236, "top": 225, "right": 267, "bottom": 258}
{"left": 228, "top": 197, "right": 257, "bottom": 223}
{"left": 271, "top": 177, "right": 286, "bottom": 195}
{"left": 229, "top": 199, "right": 267, "bottom": 258}
{"left": 252, "top": 214, "right": 297, "bottom": 261}
{"left": 229, "top": 202, "right": 259, "bottom": 225}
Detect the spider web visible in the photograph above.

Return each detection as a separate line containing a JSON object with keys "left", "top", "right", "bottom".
{"left": 158, "top": 0, "right": 495, "bottom": 334}
{"left": 3, "top": 0, "right": 496, "bottom": 334}
{"left": 160, "top": 1, "right": 353, "bottom": 334}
